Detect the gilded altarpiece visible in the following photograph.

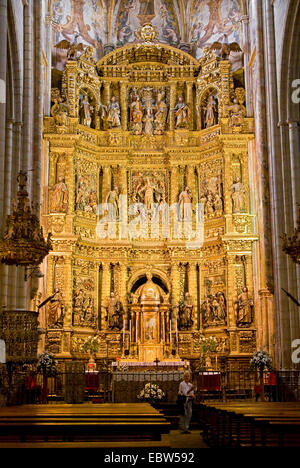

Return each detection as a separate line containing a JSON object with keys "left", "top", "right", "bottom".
{"left": 43, "top": 31, "right": 258, "bottom": 367}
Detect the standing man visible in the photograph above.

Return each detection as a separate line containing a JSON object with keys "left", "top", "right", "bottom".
{"left": 178, "top": 371, "right": 195, "bottom": 434}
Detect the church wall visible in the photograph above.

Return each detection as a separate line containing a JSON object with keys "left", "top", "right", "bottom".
{"left": 0, "top": 0, "right": 48, "bottom": 312}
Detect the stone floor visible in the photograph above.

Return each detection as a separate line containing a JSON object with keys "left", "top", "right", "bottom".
{"left": 163, "top": 429, "right": 209, "bottom": 448}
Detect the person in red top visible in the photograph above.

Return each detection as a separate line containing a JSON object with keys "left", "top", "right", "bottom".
{"left": 267, "top": 371, "right": 278, "bottom": 401}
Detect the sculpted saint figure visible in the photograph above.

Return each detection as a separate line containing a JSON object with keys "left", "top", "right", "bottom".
{"left": 139, "top": 177, "right": 155, "bottom": 210}
{"left": 143, "top": 107, "right": 154, "bottom": 135}
{"left": 227, "top": 98, "right": 246, "bottom": 126}
{"left": 105, "top": 186, "right": 119, "bottom": 219}
{"left": 104, "top": 292, "right": 122, "bottom": 330}
{"left": 106, "top": 96, "right": 121, "bottom": 128}
{"left": 49, "top": 176, "right": 68, "bottom": 213}
{"left": 236, "top": 287, "right": 253, "bottom": 326}
{"left": 178, "top": 186, "right": 193, "bottom": 221}
{"left": 173, "top": 96, "right": 190, "bottom": 128}
{"left": 154, "top": 91, "right": 168, "bottom": 134}
{"left": 230, "top": 177, "right": 246, "bottom": 212}
{"left": 205, "top": 95, "right": 218, "bottom": 128}
{"left": 47, "top": 288, "right": 64, "bottom": 328}
{"left": 79, "top": 95, "right": 93, "bottom": 127}
{"left": 130, "top": 96, "right": 144, "bottom": 134}
{"left": 178, "top": 292, "right": 194, "bottom": 330}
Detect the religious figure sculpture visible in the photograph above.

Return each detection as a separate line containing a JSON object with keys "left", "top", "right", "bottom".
{"left": 73, "top": 288, "right": 84, "bottom": 326}
{"left": 227, "top": 98, "right": 246, "bottom": 126}
{"left": 138, "top": 177, "right": 156, "bottom": 211}
{"left": 49, "top": 176, "right": 68, "bottom": 213}
{"left": 79, "top": 95, "right": 93, "bottom": 127}
{"left": 106, "top": 96, "right": 121, "bottom": 128}
{"left": 105, "top": 186, "right": 119, "bottom": 219}
{"left": 130, "top": 96, "right": 144, "bottom": 134}
{"left": 143, "top": 107, "right": 154, "bottom": 135}
{"left": 178, "top": 292, "right": 194, "bottom": 330}
{"left": 201, "top": 292, "right": 227, "bottom": 327}
{"left": 47, "top": 288, "right": 64, "bottom": 328}
{"left": 153, "top": 91, "right": 168, "bottom": 134}
{"left": 51, "top": 88, "right": 69, "bottom": 129}
{"left": 103, "top": 292, "right": 122, "bottom": 330}
{"left": 235, "top": 287, "right": 253, "bottom": 327}
{"left": 230, "top": 177, "right": 246, "bottom": 212}
{"left": 173, "top": 96, "right": 190, "bottom": 128}
{"left": 178, "top": 186, "right": 193, "bottom": 221}
{"left": 204, "top": 94, "right": 218, "bottom": 128}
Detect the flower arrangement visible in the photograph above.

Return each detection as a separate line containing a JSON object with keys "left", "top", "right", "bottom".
{"left": 137, "top": 383, "right": 165, "bottom": 402}
{"left": 199, "top": 335, "right": 217, "bottom": 355}
{"left": 37, "top": 352, "right": 58, "bottom": 376}
{"left": 250, "top": 350, "right": 272, "bottom": 371}
{"left": 81, "top": 335, "right": 100, "bottom": 354}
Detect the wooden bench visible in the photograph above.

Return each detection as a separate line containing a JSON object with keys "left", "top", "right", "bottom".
{"left": 199, "top": 401, "right": 300, "bottom": 447}
{"left": 0, "top": 403, "right": 171, "bottom": 446}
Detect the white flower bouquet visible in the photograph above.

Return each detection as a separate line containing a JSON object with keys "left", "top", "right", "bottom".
{"left": 250, "top": 350, "right": 272, "bottom": 371}
{"left": 37, "top": 352, "right": 58, "bottom": 376}
{"left": 137, "top": 383, "right": 165, "bottom": 402}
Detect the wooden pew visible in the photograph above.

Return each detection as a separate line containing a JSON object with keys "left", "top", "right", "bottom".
{"left": 199, "top": 402, "right": 300, "bottom": 447}
{"left": 0, "top": 403, "right": 171, "bottom": 446}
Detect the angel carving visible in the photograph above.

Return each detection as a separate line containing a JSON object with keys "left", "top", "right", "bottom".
{"left": 209, "top": 34, "right": 242, "bottom": 60}
{"left": 55, "top": 33, "right": 85, "bottom": 60}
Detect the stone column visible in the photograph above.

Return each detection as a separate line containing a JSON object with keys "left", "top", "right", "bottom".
{"left": 1, "top": 119, "right": 13, "bottom": 305}
{"left": 287, "top": 120, "right": 300, "bottom": 225}
{"left": 0, "top": 0, "right": 7, "bottom": 233}
{"left": 120, "top": 82, "right": 128, "bottom": 131}
{"left": 240, "top": 15, "right": 253, "bottom": 116}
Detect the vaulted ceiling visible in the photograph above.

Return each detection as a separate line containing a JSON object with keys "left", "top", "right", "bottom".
{"left": 52, "top": 0, "right": 245, "bottom": 68}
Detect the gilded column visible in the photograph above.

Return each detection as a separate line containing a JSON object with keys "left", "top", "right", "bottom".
{"left": 186, "top": 82, "right": 194, "bottom": 130}
{"left": 101, "top": 263, "right": 111, "bottom": 329}
{"left": 103, "top": 81, "right": 111, "bottom": 108}
{"left": 102, "top": 165, "right": 112, "bottom": 201}
{"left": 170, "top": 166, "right": 179, "bottom": 238}
{"left": 119, "top": 166, "right": 127, "bottom": 240}
{"left": 226, "top": 255, "right": 236, "bottom": 329}
{"left": 63, "top": 255, "right": 73, "bottom": 329}
{"left": 120, "top": 82, "right": 128, "bottom": 131}
{"left": 188, "top": 262, "right": 198, "bottom": 328}
{"left": 171, "top": 262, "right": 180, "bottom": 329}
{"left": 169, "top": 82, "right": 177, "bottom": 131}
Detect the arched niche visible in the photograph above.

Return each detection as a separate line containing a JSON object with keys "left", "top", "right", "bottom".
{"left": 199, "top": 86, "right": 220, "bottom": 130}
{"left": 78, "top": 86, "right": 98, "bottom": 129}
{"left": 128, "top": 268, "right": 171, "bottom": 302}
